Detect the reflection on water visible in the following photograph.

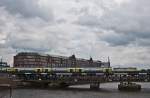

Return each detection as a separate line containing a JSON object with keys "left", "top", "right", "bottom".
{"left": 1, "top": 83, "right": 150, "bottom": 98}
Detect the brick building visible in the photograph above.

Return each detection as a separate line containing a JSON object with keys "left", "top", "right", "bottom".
{"left": 14, "top": 52, "right": 110, "bottom": 68}
{"left": 14, "top": 52, "right": 48, "bottom": 67}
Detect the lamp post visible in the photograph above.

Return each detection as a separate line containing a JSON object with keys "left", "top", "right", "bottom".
{"left": 9, "top": 86, "right": 12, "bottom": 98}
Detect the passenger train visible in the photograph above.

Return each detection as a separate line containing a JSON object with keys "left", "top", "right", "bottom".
{"left": 0, "top": 67, "right": 149, "bottom": 75}
{"left": 0, "top": 67, "right": 112, "bottom": 74}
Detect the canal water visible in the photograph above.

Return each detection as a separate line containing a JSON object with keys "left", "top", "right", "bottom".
{"left": 1, "top": 83, "right": 150, "bottom": 98}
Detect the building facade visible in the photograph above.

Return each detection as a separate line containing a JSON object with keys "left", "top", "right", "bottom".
{"left": 14, "top": 52, "right": 110, "bottom": 68}
{"left": 14, "top": 52, "right": 48, "bottom": 67}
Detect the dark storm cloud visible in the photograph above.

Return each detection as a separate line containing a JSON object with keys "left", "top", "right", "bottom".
{"left": 0, "top": 0, "right": 53, "bottom": 20}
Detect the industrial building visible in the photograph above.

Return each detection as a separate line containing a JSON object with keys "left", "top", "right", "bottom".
{"left": 14, "top": 52, "right": 110, "bottom": 68}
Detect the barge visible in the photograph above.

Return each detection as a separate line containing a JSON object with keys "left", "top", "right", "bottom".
{"left": 118, "top": 82, "right": 141, "bottom": 91}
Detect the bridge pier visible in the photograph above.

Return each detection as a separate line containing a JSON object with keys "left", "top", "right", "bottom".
{"left": 20, "top": 82, "right": 50, "bottom": 88}
{"left": 90, "top": 82, "right": 100, "bottom": 90}
{"left": 31, "top": 82, "right": 47, "bottom": 88}
{"left": 48, "top": 82, "right": 69, "bottom": 88}
{"left": 41, "top": 83, "right": 49, "bottom": 88}
{"left": 59, "top": 82, "right": 69, "bottom": 88}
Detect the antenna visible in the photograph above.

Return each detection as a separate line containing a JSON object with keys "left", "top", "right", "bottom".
{"left": 89, "top": 42, "right": 93, "bottom": 59}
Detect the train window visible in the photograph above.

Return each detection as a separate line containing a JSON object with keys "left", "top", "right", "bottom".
{"left": 105, "top": 69, "right": 109, "bottom": 73}
{"left": 37, "top": 69, "right": 40, "bottom": 72}
{"left": 15, "top": 69, "right": 18, "bottom": 72}
{"left": 45, "top": 69, "right": 48, "bottom": 72}
{"left": 79, "top": 69, "right": 82, "bottom": 72}
{"left": 70, "top": 69, "right": 73, "bottom": 72}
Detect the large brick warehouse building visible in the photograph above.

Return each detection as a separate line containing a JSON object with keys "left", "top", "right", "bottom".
{"left": 13, "top": 52, "right": 110, "bottom": 68}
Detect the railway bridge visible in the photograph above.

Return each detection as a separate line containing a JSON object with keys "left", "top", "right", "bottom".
{"left": 2, "top": 71, "right": 150, "bottom": 89}
{"left": 1, "top": 67, "right": 150, "bottom": 89}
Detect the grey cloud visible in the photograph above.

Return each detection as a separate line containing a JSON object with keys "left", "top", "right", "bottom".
{"left": 1, "top": 0, "right": 150, "bottom": 68}
{"left": 5, "top": 28, "right": 59, "bottom": 52}
{"left": 0, "top": 7, "right": 57, "bottom": 53}
{"left": 0, "top": 0, "right": 53, "bottom": 21}
{"left": 101, "top": 33, "right": 134, "bottom": 46}
{"left": 76, "top": 14, "right": 100, "bottom": 27}
{"left": 75, "top": 0, "right": 150, "bottom": 46}
{"left": 136, "top": 39, "right": 150, "bottom": 47}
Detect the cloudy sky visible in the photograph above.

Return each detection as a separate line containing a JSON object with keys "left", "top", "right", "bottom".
{"left": 0, "top": 0, "right": 150, "bottom": 68}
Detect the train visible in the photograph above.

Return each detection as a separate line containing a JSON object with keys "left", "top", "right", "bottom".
{"left": 0, "top": 67, "right": 112, "bottom": 74}
{"left": 0, "top": 67, "right": 150, "bottom": 75}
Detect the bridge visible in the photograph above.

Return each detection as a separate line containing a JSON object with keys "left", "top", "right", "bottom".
{"left": 1, "top": 68, "right": 150, "bottom": 90}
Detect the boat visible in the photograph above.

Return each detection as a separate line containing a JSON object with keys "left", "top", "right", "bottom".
{"left": 118, "top": 82, "right": 141, "bottom": 91}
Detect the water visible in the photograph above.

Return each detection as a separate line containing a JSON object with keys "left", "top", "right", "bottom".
{"left": 1, "top": 83, "right": 150, "bottom": 98}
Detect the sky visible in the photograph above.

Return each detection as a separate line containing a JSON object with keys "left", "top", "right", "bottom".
{"left": 0, "top": 0, "right": 150, "bottom": 68}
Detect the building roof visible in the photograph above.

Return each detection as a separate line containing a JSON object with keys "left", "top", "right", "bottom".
{"left": 16, "top": 52, "right": 103, "bottom": 63}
